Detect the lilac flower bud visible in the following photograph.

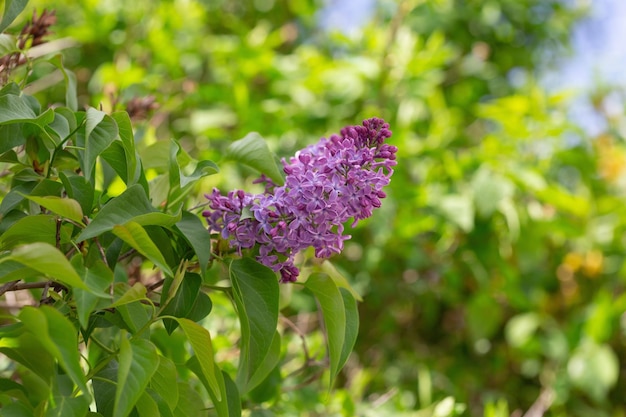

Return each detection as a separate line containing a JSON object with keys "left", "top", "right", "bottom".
{"left": 204, "top": 118, "right": 396, "bottom": 282}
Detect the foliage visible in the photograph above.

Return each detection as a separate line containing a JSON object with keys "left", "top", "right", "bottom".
{"left": 2, "top": 0, "right": 626, "bottom": 416}
{"left": 0, "top": 2, "right": 366, "bottom": 417}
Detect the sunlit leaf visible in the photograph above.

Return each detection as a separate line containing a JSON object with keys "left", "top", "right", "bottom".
{"left": 225, "top": 132, "right": 284, "bottom": 185}
{"left": 77, "top": 184, "right": 179, "bottom": 242}
{"left": 112, "top": 221, "right": 173, "bottom": 277}
{"left": 22, "top": 194, "right": 84, "bottom": 224}
{"left": 2, "top": 242, "right": 89, "bottom": 290}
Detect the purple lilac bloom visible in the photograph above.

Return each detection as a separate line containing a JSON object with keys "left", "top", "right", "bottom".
{"left": 203, "top": 118, "right": 397, "bottom": 282}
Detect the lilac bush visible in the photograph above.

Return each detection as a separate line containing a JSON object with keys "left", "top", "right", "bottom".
{"left": 204, "top": 118, "right": 397, "bottom": 282}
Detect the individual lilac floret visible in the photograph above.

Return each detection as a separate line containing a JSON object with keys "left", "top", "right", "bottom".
{"left": 203, "top": 118, "right": 397, "bottom": 282}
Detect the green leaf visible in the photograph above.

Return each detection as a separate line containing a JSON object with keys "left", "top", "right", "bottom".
{"left": 161, "top": 272, "right": 201, "bottom": 334}
{"left": 305, "top": 273, "right": 346, "bottom": 387}
{"left": 21, "top": 195, "right": 84, "bottom": 224}
{"left": 112, "top": 222, "right": 173, "bottom": 277}
{"left": 0, "top": 95, "right": 54, "bottom": 127}
{"left": 150, "top": 355, "right": 179, "bottom": 412}
{"left": 229, "top": 258, "right": 279, "bottom": 392}
{"left": 135, "top": 391, "right": 160, "bottom": 417}
{"left": 1, "top": 243, "right": 89, "bottom": 290}
{"left": 19, "top": 306, "right": 90, "bottom": 399}
{"left": 49, "top": 55, "right": 78, "bottom": 111}
{"left": 107, "top": 282, "right": 147, "bottom": 309}
{"left": 0, "top": 331, "right": 55, "bottom": 383}
{"left": 186, "top": 356, "right": 228, "bottom": 417}
{"left": 0, "top": 261, "right": 37, "bottom": 283}
{"left": 186, "top": 292, "right": 213, "bottom": 324}
{"left": 225, "top": 132, "right": 284, "bottom": 185}
{"left": 59, "top": 172, "right": 94, "bottom": 215}
{"left": 73, "top": 259, "right": 114, "bottom": 329}
{"left": 0, "top": 0, "right": 28, "bottom": 32}
{"left": 0, "top": 214, "right": 71, "bottom": 250}
{"left": 101, "top": 141, "right": 129, "bottom": 183}
{"left": 114, "top": 337, "right": 159, "bottom": 417}
{"left": 0, "top": 124, "right": 25, "bottom": 154}
{"left": 176, "top": 318, "right": 222, "bottom": 402}
{"left": 174, "top": 211, "right": 212, "bottom": 275}
{"left": 245, "top": 330, "right": 281, "bottom": 392}
{"left": 172, "top": 381, "right": 205, "bottom": 417}
{"left": 0, "top": 33, "right": 17, "bottom": 55}
{"left": 222, "top": 371, "right": 242, "bottom": 417}
{"left": 338, "top": 288, "right": 359, "bottom": 373}
{"left": 111, "top": 112, "right": 137, "bottom": 179}
{"left": 84, "top": 108, "right": 118, "bottom": 182}
{"left": 45, "top": 395, "right": 90, "bottom": 417}
{"left": 77, "top": 184, "right": 178, "bottom": 242}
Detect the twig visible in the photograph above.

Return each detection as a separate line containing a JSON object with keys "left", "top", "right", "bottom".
{"left": 282, "top": 367, "right": 326, "bottom": 392}
{"left": 0, "top": 280, "right": 21, "bottom": 297}
{"left": 0, "top": 280, "right": 66, "bottom": 294}
{"left": 147, "top": 279, "right": 165, "bottom": 292}
{"left": 93, "top": 237, "right": 108, "bottom": 266}
{"left": 39, "top": 281, "right": 51, "bottom": 305}
{"left": 280, "top": 315, "right": 312, "bottom": 362}
{"left": 118, "top": 249, "right": 137, "bottom": 262}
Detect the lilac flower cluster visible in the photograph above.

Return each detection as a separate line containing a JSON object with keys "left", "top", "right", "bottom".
{"left": 203, "top": 118, "right": 397, "bottom": 282}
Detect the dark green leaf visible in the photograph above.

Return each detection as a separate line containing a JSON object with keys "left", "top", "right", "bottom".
{"left": 0, "top": 95, "right": 54, "bottom": 127}
{"left": 245, "top": 330, "right": 281, "bottom": 392}
{"left": 229, "top": 258, "right": 279, "bottom": 392}
{"left": 45, "top": 395, "right": 90, "bottom": 417}
{"left": 225, "top": 132, "right": 284, "bottom": 185}
{"left": 77, "top": 184, "right": 179, "bottom": 242}
{"left": 161, "top": 272, "right": 201, "bottom": 334}
{"left": 19, "top": 306, "right": 90, "bottom": 399}
{"left": 60, "top": 172, "right": 94, "bottom": 215}
{"left": 174, "top": 211, "right": 212, "bottom": 275}
{"left": 0, "top": 124, "right": 25, "bottom": 153}
{"left": 186, "top": 292, "right": 213, "bottom": 324}
{"left": 101, "top": 141, "right": 128, "bottom": 182}
{"left": 73, "top": 259, "right": 114, "bottom": 329}
{"left": 338, "top": 288, "right": 359, "bottom": 373}
{"left": 114, "top": 337, "right": 159, "bottom": 417}
{"left": 305, "top": 274, "right": 346, "bottom": 388}
{"left": 84, "top": 108, "right": 118, "bottom": 182}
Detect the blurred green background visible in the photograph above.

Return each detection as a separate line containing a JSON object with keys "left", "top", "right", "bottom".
{"left": 14, "top": 0, "right": 626, "bottom": 415}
